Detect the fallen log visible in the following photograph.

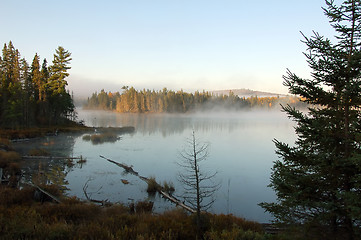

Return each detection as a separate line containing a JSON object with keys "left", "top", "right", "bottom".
{"left": 26, "top": 182, "right": 61, "bottom": 203}
{"left": 99, "top": 155, "right": 138, "bottom": 175}
{"left": 101, "top": 155, "right": 196, "bottom": 214}
{"left": 159, "top": 190, "right": 196, "bottom": 213}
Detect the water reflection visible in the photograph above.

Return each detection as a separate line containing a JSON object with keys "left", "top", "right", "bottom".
{"left": 14, "top": 109, "right": 296, "bottom": 223}
{"left": 77, "top": 109, "right": 280, "bottom": 137}
{"left": 13, "top": 133, "right": 81, "bottom": 188}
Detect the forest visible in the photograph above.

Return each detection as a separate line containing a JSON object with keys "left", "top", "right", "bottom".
{"left": 0, "top": 41, "right": 75, "bottom": 129}
{"left": 84, "top": 87, "right": 303, "bottom": 113}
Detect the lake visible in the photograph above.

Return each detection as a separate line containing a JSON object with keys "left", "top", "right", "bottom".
{"left": 14, "top": 109, "right": 296, "bottom": 223}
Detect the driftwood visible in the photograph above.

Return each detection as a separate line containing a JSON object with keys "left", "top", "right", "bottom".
{"left": 82, "top": 179, "right": 112, "bottom": 206}
{"left": 26, "top": 182, "right": 62, "bottom": 203}
{"left": 100, "top": 155, "right": 196, "bottom": 214}
{"left": 100, "top": 155, "right": 138, "bottom": 175}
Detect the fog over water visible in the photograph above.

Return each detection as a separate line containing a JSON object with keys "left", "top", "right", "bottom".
{"left": 15, "top": 109, "right": 296, "bottom": 223}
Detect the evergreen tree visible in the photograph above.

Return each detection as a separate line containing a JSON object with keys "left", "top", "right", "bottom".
{"left": 40, "top": 58, "right": 49, "bottom": 102}
{"left": 48, "top": 46, "right": 71, "bottom": 94}
{"left": 48, "top": 46, "right": 74, "bottom": 123}
{"left": 260, "top": 1, "right": 361, "bottom": 239}
{"left": 20, "top": 58, "right": 32, "bottom": 126}
{"left": 31, "top": 54, "right": 41, "bottom": 102}
{"left": 0, "top": 42, "right": 23, "bottom": 127}
{"left": 0, "top": 42, "right": 75, "bottom": 128}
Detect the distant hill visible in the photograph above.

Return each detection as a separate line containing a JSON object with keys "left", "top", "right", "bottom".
{"left": 211, "top": 89, "right": 288, "bottom": 98}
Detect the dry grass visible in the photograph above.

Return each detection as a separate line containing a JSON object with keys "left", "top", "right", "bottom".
{"left": 82, "top": 132, "right": 119, "bottom": 144}
{"left": 0, "top": 151, "right": 21, "bottom": 168}
{"left": 0, "top": 185, "right": 278, "bottom": 240}
{"left": 146, "top": 176, "right": 161, "bottom": 193}
{"left": 28, "top": 148, "right": 50, "bottom": 156}
{"left": 162, "top": 180, "right": 175, "bottom": 194}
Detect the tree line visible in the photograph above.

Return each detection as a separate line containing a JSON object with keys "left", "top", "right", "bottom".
{"left": 0, "top": 41, "right": 74, "bottom": 128}
{"left": 84, "top": 87, "right": 303, "bottom": 113}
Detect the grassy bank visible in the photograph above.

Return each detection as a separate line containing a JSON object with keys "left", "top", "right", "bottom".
{"left": 0, "top": 120, "right": 90, "bottom": 140}
{"left": 0, "top": 186, "right": 275, "bottom": 240}
{"left": 0, "top": 125, "right": 285, "bottom": 239}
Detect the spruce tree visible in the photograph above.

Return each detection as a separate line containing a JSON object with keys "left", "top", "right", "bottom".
{"left": 31, "top": 54, "right": 41, "bottom": 101}
{"left": 40, "top": 58, "right": 49, "bottom": 102}
{"left": 0, "top": 42, "right": 23, "bottom": 127}
{"left": 20, "top": 58, "right": 32, "bottom": 126}
{"left": 260, "top": 1, "right": 361, "bottom": 239}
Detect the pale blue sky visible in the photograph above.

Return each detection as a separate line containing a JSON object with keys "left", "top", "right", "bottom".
{"left": 2, "top": 0, "right": 335, "bottom": 97}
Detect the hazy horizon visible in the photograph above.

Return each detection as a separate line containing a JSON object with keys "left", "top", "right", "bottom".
{"left": 2, "top": 1, "right": 334, "bottom": 99}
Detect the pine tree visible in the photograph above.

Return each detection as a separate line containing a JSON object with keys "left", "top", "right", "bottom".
{"left": 48, "top": 46, "right": 74, "bottom": 123}
{"left": 260, "top": 1, "right": 361, "bottom": 239}
{"left": 48, "top": 46, "right": 71, "bottom": 94}
{"left": 0, "top": 42, "right": 23, "bottom": 127}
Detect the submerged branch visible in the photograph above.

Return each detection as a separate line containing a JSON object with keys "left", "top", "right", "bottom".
{"left": 100, "top": 155, "right": 196, "bottom": 214}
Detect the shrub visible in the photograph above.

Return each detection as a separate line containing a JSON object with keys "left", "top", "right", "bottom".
{"left": 135, "top": 200, "right": 153, "bottom": 213}
{"left": 0, "top": 151, "right": 21, "bottom": 167}
{"left": 83, "top": 132, "right": 119, "bottom": 144}
{"left": 0, "top": 187, "right": 35, "bottom": 206}
{"left": 146, "top": 176, "right": 160, "bottom": 194}
{"left": 82, "top": 134, "right": 91, "bottom": 141}
{"left": 208, "top": 214, "right": 264, "bottom": 233}
{"left": 162, "top": 180, "right": 175, "bottom": 194}
{"left": 0, "top": 137, "right": 12, "bottom": 151}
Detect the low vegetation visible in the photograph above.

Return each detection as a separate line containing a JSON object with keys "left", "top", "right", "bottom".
{"left": 82, "top": 127, "right": 135, "bottom": 144}
{"left": 146, "top": 176, "right": 160, "bottom": 194}
{"left": 0, "top": 122, "right": 90, "bottom": 140}
{"left": 146, "top": 177, "right": 175, "bottom": 195}
{"left": 162, "top": 180, "right": 175, "bottom": 194}
{"left": 0, "top": 186, "right": 276, "bottom": 240}
{"left": 82, "top": 132, "right": 119, "bottom": 144}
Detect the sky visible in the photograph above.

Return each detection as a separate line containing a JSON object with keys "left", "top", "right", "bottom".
{"left": 2, "top": 0, "right": 336, "bottom": 97}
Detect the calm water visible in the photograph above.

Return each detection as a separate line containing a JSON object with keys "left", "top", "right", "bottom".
{"left": 15, "top": 109, "right": 296, "bottom": 223}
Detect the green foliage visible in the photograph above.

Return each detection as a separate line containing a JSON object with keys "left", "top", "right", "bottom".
{"left": 0, "top": 41, "right": 75, "bottom": 128}
{"left": 48, "top": 46, "right": 71, "bottom": 95}
{"left": 45, "top": 167, "right": 69, "bottom": 193}
{"left": 261, "top": 1, "right": 361, "bottom": 239}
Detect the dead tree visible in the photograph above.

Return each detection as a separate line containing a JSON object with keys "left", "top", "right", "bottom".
{"left": 177, "top": 131, "right": 220, "bottom": 235}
